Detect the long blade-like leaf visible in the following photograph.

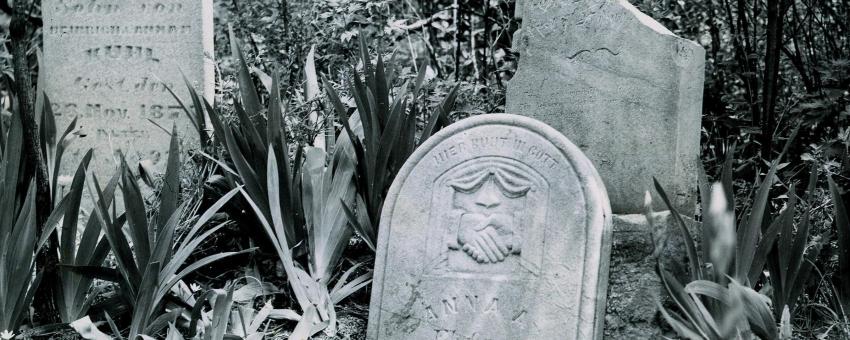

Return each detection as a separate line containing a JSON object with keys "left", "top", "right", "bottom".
{"left": 229, "top": 25, "right": 261, "bottom": 114}
{"left": 121, "top": 161, "right": 151, "bottom": 269}
{"left": 736, "top": 161, "right": 779, "bottom": 283}
{"left": 304, "top": 45, "right": 320, "bottom": 104}
{"left": 129, "top": 262, "right": 161, "bottom": 339}
{"left": 158, "top": 126, "right": 181, "bottom": 229}
{"left": 654, "top": 178, "right": 702, "bottom": 281}
{"left": 829, "top": 176, "right": 850, "bottom": 312}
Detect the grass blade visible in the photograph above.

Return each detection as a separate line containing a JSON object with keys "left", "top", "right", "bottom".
{"left": 305, "top": 45, "right": 320, "bottom": 103}
{"left": 829, "top": 176, "right": 850, "bottom": 312}
{"left": 129, "top": 262, "right": 161, "bottom": 339}
{"left": 121, "top": 161, "right": 152, "bottom": 269}
{"left": 654, "top": 178, "right": 702, "bottom": 280}
{"left": 158, "top": 126, "right": 181, "bottom": 229}
{"left": 341, "top": 201, "right": 375, "bottom": 251}
{"left": 736, "top": 161, "right": 779, "bottom": 284}
{"left": 229, "top": 25, "right": 261, "bottom": 114}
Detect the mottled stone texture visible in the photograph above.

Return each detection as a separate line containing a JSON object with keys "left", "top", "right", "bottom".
{"left": 43, "top": 0, "right": 214, "bottom": 176}
{"left": 605, "top": 212, "right": 695, "bottom": 339}
{"left": 507, "top": 0, "right": 705, "bottom": 214}
{"left": 368, "top": 114, "right": 612, "bottom": 339}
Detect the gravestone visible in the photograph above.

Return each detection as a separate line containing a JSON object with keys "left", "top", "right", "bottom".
{"left": 507, "top": 0, "right": 705, "bottom": 214}
{"left": 42, "top": 0, "right": 214, "bottom": 176}
{"left": 367, "top": 114, "right": 613, "bottom": 339}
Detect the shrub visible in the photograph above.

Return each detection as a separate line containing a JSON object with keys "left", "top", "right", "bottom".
{"left": 653, "top": 138, "right": 826, "bottom": 339}
{"left": 66, "top": 129, "right": 252, "bottom": 339}
{"left": 326, "top": 35, "right": 459, "bottom": 249}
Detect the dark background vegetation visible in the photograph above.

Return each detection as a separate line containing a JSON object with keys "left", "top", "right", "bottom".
{"left": 0, "top": 0, "right": 848, "bottom": 338}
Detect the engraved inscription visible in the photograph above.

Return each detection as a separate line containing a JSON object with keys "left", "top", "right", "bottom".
{"left": 43, "top": 0, "right": 211, "bottom": 180}
{"left": 53, "top": 0, "right": 185, "bottom": 15}
{"left": 674, "top": 40, "right": 695, "bottom": 66}
{"left": 47, "top": 25, "right": 193, "bottom": 36}
{"left": 422, "top": 294, "right": 526, "bottom": 340}
{"left": 431, "top": 136, "right": 558, "bottom": 170}
{"left": 50, "top": 102, "right": 184, "bottom": 120}
{"left": 140, "top": 104, "right": 185, "bottom": 119}
{"left": 85, "top": 45, "right": 160, "bottom": 63}
{"left": 434, "top": 330, "right": 488, "bottom": 340}
{"left": 54, "top": 0, "right": 121, "bottom": 15}
{"left": 51, "top": 102, "right": 127, "bottom": 119}
{"left": 139, "top": 2, "right": 184, "bottom": 13}
{"left": 73, "top": 76, "right": 175, "bottom": 94}
{"left": 97, "top": 127, "right": 149, "bottom": 140}
{"left": 423, "top": 295, "right": 504, "bottom": 321}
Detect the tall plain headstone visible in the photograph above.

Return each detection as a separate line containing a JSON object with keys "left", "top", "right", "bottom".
{"left": 507, "top": 0, "right": 705, "bottom": 214}
{"left": 367, "top": 114, "right": 613, "bottom": 339}
{"left": 43, "top": 0, "right": 214, "bottom": 175}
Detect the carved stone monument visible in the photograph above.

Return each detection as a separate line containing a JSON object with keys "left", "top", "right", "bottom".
{"left": 507, "top": 0, "right": 705, "bottom": 214}
{"left": 42, "top": 0, "right": 214, "bottom": 175}
{"left": 367, "top": 114, "right": 612, "bottom": 339}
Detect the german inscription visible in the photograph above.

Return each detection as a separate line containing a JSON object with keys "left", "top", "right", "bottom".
{"left": 43, "top": 0, "right": 214, "bottom": 175}
{"left": 368, "top": 115, "right": 613, "bottom": 339}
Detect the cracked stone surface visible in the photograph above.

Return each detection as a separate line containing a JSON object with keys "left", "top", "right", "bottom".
{"left": 507, "top": 0, "right": 705, "bottom": 214}
{"left": 367, "top": 114, "right": 612, "bottom": 339}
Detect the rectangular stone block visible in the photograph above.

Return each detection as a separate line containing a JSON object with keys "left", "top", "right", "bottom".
{"left": 43, "top": 0, "right": 214, "bottom": 176}
{"left": 507, "top": 0, "right": 705, "bottom": 214}
{"left": 368, "top": 114, "right": 612, "bottom": 339}
{"left": 605, "top": 212, "right": 697, "bottom": 338}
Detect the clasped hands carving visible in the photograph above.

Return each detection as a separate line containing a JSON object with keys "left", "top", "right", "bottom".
{"left": 449, "top": 213, "right": 522, "bottom": 263}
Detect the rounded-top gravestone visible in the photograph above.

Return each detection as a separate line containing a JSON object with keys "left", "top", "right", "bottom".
{"left": 367, "top": 114, "right": 613, "bottom": 339}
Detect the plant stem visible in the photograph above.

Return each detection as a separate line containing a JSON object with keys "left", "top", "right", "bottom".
{"left": 761, "top": 0, "right": 788, "bottom": 158}
{"left": 454, "top": 0, "right": 460, "bottom": 81}
{"left": 9, "top": 0, "right": 58, "bottom": 324}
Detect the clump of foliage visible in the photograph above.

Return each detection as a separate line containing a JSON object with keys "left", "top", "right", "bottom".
{"left": 49, "top": 149, "right": 112, "bottom": 323}
{"left": 57, "top": 129, "right": 252, "bottom": 339}
{"left": 327, "top": 35, "right": 459, "bottom": 249}
{"left": 652, "top": 176, "right": 777, "bottom": 339}
{"left": 174, "top": 28, "right": 382, "bottom": 338}
{"left": 240, "top": 145, "right": 370, "bottom": 339}
{"left": 824, "top": 176, "right": 850, "bottom": 338}
{"left": 180, "top": 25, "right": 467, "bottom": 337}
{"left": 652, "top": 139, "right": 829, "bottom": 339}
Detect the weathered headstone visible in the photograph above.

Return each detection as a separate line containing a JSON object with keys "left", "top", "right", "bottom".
{"left": 507, "top": 0, "right": 705, "bottom": 214}
{"left": 43, "top": 0, "right": 214, "bottom": 175}
{"left": 367, "top": 114, "right": 612, "bottom": 339}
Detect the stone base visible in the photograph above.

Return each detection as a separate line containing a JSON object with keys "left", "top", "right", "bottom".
{"left": 604, "top": 212, "right": 695, "bottom": 339}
